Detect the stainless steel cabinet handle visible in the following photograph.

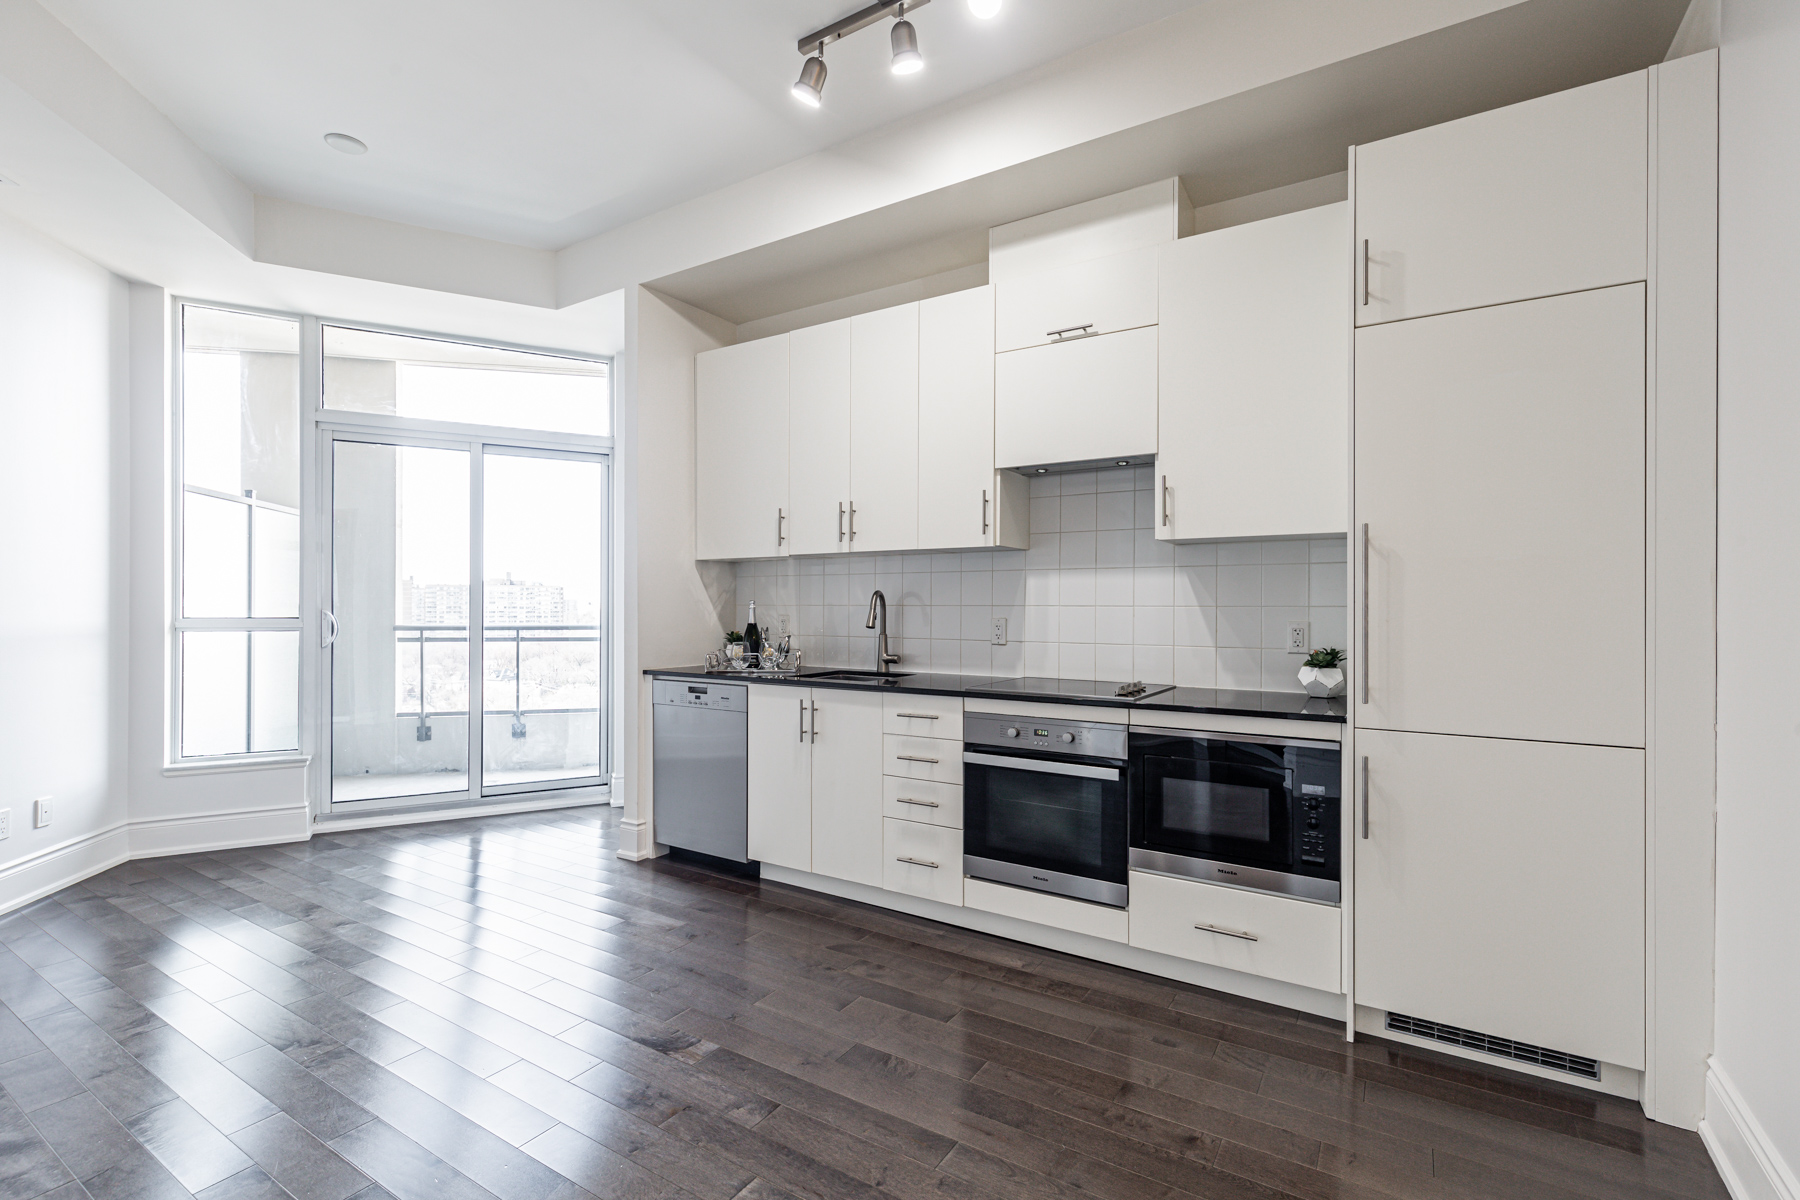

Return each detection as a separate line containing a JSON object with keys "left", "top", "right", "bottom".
{"left": 810, "top": 701, "right": 818, "bottom": 744}
{"left": 848, "top": 502, "right": 857, "bottom": 542}
{"left": 1360, "top": 522, "right": 1371, "bottom": 704}
{"left": 1194, "top": 923, "right": 1258, "bottom": 942}
{"left": 1361, "top": 239, "right": 1370, "bottom": 307}
{"left": 1047, "top": 324, "right": 1094, "bottom": 339}
{"left": 895, "top": 797, "right": 940, "bottom": 808}
{"left": 896, "top": 856, "right": 940, "bottom": 869}
{"left": 321, "top": 610, "right": 338, "bottom": 649}
{"left": 895, "top": 712, "right": 939, "bottom": 720}
{"left": 778, "top": 508, "right": 786, "bottom": 546}
{"left": 895, "top": 754, "right": 940, "bottom": 764}
{"left": 1161, "top": 476, "right": 1170, "bottom": 528}
{"left": 838, "top": 502, "right": 846, "bottom": 543}
{"left": 982, "top": 489, "right": 990, "bottom": 535}
{"left": 1360, "top": 755, "right": 1371, "bottom": 839}
{"left": 798, "top": 698, "right": 807, "bottom": 743}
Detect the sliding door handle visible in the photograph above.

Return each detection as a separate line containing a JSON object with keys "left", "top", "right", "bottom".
{"left": 321, "top": 610, "right": 338, "bottom": 649}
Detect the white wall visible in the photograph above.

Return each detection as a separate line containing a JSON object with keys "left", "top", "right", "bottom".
{"left": 0, "top": 209, "right": 132, "bottom": 910}
{"left": 1710, "top": 2, "right": 1800, "bottom": 1195}
{"left": 615, "top": 287, "right": 736, "bottom": 859}
{"left": 737, "top": 468, "right": 1348, "bottom": 693}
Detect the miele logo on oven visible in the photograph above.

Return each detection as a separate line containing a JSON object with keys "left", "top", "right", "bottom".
{"left": 1215, "top": 868, "right": 1239, "bottom": 877}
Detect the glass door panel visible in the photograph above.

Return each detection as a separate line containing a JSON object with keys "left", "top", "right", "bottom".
{"left": 480, "top": 450, "right": 606, "bottom": 791}
{"left": 331, "top": 439, "right": 472, "bottom": 805}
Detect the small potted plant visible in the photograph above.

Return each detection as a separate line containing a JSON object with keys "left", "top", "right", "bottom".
{"left": 1298, "top": 648, "right": 1346, "bottom": 698}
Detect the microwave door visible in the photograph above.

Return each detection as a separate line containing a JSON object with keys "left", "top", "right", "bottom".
{"left": 1140, "top": 755, "right": 1294, "bottom": 872}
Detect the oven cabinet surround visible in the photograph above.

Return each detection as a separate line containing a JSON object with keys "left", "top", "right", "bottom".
{"left": 1348, "top": 55, "right": 1717, "bottom": 1123}
{"left": 694, "top": 288, "right": 1029, "bottom": 561}
{"left": 1156, "top": 201, "right": 1349, "bottom": 542}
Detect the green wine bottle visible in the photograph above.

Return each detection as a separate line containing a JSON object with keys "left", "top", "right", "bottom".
{"left": 744, "top": 600, "right": 763, "bottom": 658}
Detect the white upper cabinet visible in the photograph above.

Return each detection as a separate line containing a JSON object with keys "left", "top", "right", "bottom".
{"left": 1354, "top": 69, "right": 1647, "bottom": 325}
{"left": 696, "top": 333, "right": 790, "bottom": 561}
{"left": 787, "top": 319, "right": 852, "bottom": 556}
{"left": 994, "top": 247, "right": 1159, "bottom": 353}
{"left": 848, "top": 303, "right": 919, "bottom": 554}
{"left": 1157, "top": 202, "right": 1349, "bottom": 542}
{"left": 918, "top": 287, "right": 1028, "bottom": 550}
{"left": 995, "top": 326, "right": 1158, "bottom": 469}
{"left": 1355, "top": 728, "right": 1646, "bottom": 1070}
{"left": 1354, "top": 284, "right": 1646, "bottom": 748}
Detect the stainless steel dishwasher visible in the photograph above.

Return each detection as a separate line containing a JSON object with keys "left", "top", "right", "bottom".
{"left": 651, "top": 679, "right": 749, "bottom": 863}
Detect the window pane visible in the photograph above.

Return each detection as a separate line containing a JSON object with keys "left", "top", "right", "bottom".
{"left": 182, "top": 632, "right": 247, "bottom": 757}
{"left": 182, "top": 306, "right": 300, "bottom": 505}
{"left": 251, "top": 631, "right": 300, "bottom": 752}
{"left": 251, "top": 507, "right": 300, "bottom": 618}
{"left": 322, "top": 326, "right": 609, "bottom": 435}
{"left": 183, "top": 492, "right": 249, "bottom": 618}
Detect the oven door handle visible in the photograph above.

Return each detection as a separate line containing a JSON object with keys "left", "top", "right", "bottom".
{"left": 962, "top": 751, "right": 1122, "bottom": 781}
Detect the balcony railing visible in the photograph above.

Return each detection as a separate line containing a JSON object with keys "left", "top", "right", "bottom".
{"left": 394, "top": 624, "right": 600, "bottom": 740}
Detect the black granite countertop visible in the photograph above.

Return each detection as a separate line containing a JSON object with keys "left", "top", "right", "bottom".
{"left": 645, "top": 666, "right": 1346, "bottom": 723}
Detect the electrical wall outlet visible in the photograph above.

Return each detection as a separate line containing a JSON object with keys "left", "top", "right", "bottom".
{"left": 1287, "top": 624, "right": 1310, "bottom": 655}
{"left": 0, "top": 808, "right": 9, "bottom": 840}
{"left": 777, "top": 612, "right": 790, "bottom": 636}
{"left": 33, "top": 797, "right": 50, "bottom": 829}
{"left": 991, "top": 617, "right": 1009, "bottom": 646}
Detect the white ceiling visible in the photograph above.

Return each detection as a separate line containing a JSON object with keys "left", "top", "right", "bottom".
{"left": 36, "top": 0, "right": 1207, "bottom": 249}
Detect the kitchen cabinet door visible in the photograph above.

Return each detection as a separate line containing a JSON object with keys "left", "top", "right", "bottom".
{"left": 746, "top": 686, "right": 811, "bottom": 871}
{"left": 1157, "top": 203, "right": 1349, "bottom": 542}
{"left": 995, "top": 326, "right": 1157, "bottom": 469}
{"left": 1354, "top": 284, "right": 1645, "bottom": 748}
{"left": 695, "top": 334, "right": 790, "bottom": 560}
{"left": 918, "top": 287, "right": 1027, "bottom": 550}
{"left": 1355, "top": 69, "right": 1646, "bottom": 325}
{"left": 995, "top": 245, "right": 1159, "bottom": 353}
{"left": 788, "top": 319, "right": 852, "bottom": 556}
{"left": 849, "top": 303, "right": 919, "bottom": 554}
{"left": 808, "top": 689, "right": 885, "bottom": 888}
{"left": 1354, "top": 728, "right": 1645, "bottom": 1069}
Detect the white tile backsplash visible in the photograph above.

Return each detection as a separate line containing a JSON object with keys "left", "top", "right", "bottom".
{"left": 733, "top": 468, "right": 1350, "bottom": 692}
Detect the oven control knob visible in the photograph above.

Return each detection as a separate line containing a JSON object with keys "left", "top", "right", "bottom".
{"left": 1005, "top": 727, "right": 1020, "bottom": 738}
{"left": 1057, "top": 732, "right": 1076, "bottom": 744}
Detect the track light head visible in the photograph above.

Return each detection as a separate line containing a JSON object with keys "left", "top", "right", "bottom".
{"left": 792, "top": 54, "right": 827, "bottom": 106}
{"left": 890, "top": 15, "right": 923, "bottom": 74}
{"left": 969, "top": 0, "right": 1001, "bottom": 16}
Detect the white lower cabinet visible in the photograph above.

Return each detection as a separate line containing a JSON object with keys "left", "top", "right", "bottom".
{"left": 881, "top": 776, "right": 962, "bottom": 829}
{"left": 746, "top": 686, "right": 811, "bottom": 872}
{"left": 1128, "top": 871, "right": 1340, "bottom": 993}
{"left": 882, "top": 733, "right": 962, "bottom": 786}
{"left": 1354, "top": 728, "right": 1646, "bottom": 1069}
{"left": 883, "top": 818, "right": 963, "bottom": 906}
{"left": 808, "top": 690, "right": 886, "bottom": 889}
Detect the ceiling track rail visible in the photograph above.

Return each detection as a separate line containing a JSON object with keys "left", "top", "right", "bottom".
{"left": 798, "top": 0, "right": 932, "bottom": 56}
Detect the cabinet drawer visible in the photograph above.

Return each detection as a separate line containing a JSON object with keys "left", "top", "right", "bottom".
{"left": 882, "top": 776, "right": 963, "bottom": 829}
{"left": 995, "top": 327, "right": 1157, "bottom": 468}
{"left": 964, "top": 878, "right": 1127, "bottom": 943}
{"left": 883, "top": 734, "right": 962, "bottom": 785}
{"left": 882, "top": 819, "right": 963, "bottom": 906}
{"left": 1128, "top": 870, "right": 1340, "bottom": 994}
{"left": 995, "top": 245, "right": 1158, "bottom": 353}
{"left": 883, "top": 694, "right": 963, "bottom": 739}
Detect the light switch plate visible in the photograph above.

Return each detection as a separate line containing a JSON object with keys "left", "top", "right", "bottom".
{"left": 991, "top": 617, "right": 1009, "bottom": 646}
{"left": 1287, "top": 624, "right": 1309, "bottom": 654}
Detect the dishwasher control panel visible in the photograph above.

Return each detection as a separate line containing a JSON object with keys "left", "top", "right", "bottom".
{"left": 652, "top": 679, "right": 748, "bottom": 712}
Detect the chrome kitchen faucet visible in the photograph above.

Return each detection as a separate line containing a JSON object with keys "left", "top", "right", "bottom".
{"left": 866, "top": 590, "right": 901, "bottom": 675}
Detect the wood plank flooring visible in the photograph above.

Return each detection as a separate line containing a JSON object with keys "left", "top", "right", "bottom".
{"left": 0, "top": 807, "right": 1726, "bottom": 1200}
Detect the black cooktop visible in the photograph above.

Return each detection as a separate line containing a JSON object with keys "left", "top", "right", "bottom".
{"left": 966, "top": 676, "right": 1176, "bottom": 702}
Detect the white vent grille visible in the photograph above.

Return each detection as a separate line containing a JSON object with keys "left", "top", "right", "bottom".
{"left": 1384, "top": 1013, "right": 1601, "bottom": 1080}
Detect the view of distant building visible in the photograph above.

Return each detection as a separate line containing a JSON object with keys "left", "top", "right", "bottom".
{"left": 405, "top": 575, "right": 580, "bottom": 626}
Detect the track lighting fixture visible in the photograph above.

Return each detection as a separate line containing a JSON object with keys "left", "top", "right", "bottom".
{"left": 968, "top": 0, "right": 1001, "bottom": 16}
{"left": 792, "top": 53, "right": 827, "bottom": 107}
{"left": 890, "top": 3, "right": 923, "bottom": 74}
{"left": 794, "top": 0, "right": 938, "bottom": 106}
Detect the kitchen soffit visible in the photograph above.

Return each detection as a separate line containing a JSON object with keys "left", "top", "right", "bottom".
{"left": 33, "top": 0, "right": 1206, "bottom": 250}
{"left": 645, "top": 0, "right": 1689, "bottom": 326}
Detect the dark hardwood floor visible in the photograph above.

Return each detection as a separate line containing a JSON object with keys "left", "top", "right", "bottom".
{"left": 0, "top": 807, "right": 1726, "bottom": 1200}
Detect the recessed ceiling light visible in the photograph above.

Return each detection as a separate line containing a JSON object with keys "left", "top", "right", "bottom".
{"left": 323, "top": 132, "right": 367, "bottom": 155}
{"left": 890, "top": 8, "right": 924, "bottom": 74}
{"left": 969, "top": 0, "right": 1002, "bottom": 17}
{"left": 1035, "top": 468, "right": 1048, "bottom": 474}
{"left": 1116, "top": 460, "right": 1130, "bottom": 466}
{"left": 792, "top": 55, "right": 827, "bottom": 106}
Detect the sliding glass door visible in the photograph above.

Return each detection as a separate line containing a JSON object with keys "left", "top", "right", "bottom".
{"left": 327, "top": 433, "right": 608, "bottom": 811}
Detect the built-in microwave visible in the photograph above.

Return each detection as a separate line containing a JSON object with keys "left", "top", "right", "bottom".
{"left": 1128, "top": 727, "right": 1341, "bottom": 904}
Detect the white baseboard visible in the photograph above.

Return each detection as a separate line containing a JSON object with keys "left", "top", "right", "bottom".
{"left": 129, "top": 804, "right": 312, "bottom": 859}
{"left": 317, "top": 792, "right": 607, "bottom": 832}
{"left": 1703, "top": 1061, "right": 1799, "bottom": 1200}
{"left": 0, "top": 822, "right": 131, "bottom": 917}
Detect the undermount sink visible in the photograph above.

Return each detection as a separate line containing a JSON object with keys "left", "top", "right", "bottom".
{"left": 803, "top": 670, "right": 914, "bottom": 685}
